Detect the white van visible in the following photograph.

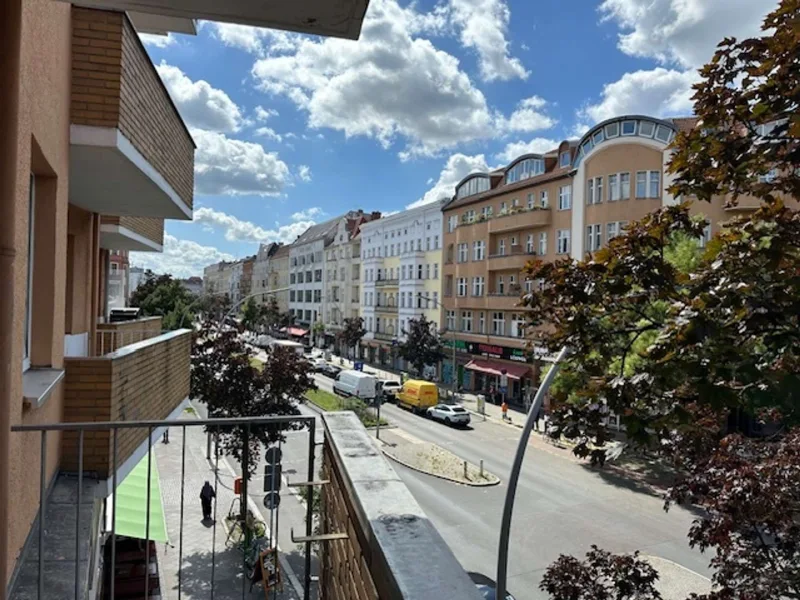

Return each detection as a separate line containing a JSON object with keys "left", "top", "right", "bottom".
{"left": 333, "top": 370, "right": 377, "bottom": 401}
{"left": 270, "top": 339, "right": 305, "bottom": 357}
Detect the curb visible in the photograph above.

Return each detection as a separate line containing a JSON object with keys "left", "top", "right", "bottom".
{"left": 464, "top": 406, "right": 524, "bottom": 429}
{"left": 381, "top": 448, "right": 501, "bottom": 487}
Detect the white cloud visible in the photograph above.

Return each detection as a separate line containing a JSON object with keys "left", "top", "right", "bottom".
{"left": 291, "top": 207, "right": 324, "bottom": 221}
{"left": 495, "top": 138, "right": 559, "bottom": 162}
{"left": 255, "top": 106, "right": 279, "bottom": 121}
{"left": 497, "top": 96, "right": 556, "bottom": 133}
{"left": 209, "top": 22, "right": 299, "bottom": 56}
{"left": 156, "top": 62, "right": 243, "bottom": 132}
{"left": 447, "top": 0, "right": 529, "bottom": 81}
{"left": 579, "top": 67, "right": 699, "bottom": 124}
{"left": 192, "top": 129, "right": 290, "bottom": 196}
{"left": 599, "top": 0, "right": 777, "bottom": 69}
{"left": 194, "top": 207, "right": 315, "bottom": 244}
{"left": 139, "top": 33, "right": 177, "bottom": 48}
{"left": 254, "top": 126, "right": 282, "bottom": 142}
{"left": 251, "top": 0, "right": 531, "bottom": 160}
{"left": 297, "top": 165, "right": 312, "bottom": 183}
{"left": 130, "top": 234, "right": 234, "bottom": 278}
{"left": 407, "top": 153, "right": 491, "bottom": 209}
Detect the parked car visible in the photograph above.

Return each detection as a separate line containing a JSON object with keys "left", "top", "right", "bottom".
{"left": 320, "top": 364, "right": 342, "bottom": 379}
{"left": 381, "top": 380, "right": 402, "bottom": 399}
{"left": 333, "top": 370, "right": 377, "bottom": 402}
{"left": 310, "top": 358, "right": 327, "bottom": 372}
{"left": 468, "top": 572, "right": 516, "bottom": 600}
{"left": 426, "top": 404, "right": 471, "bottom": 427}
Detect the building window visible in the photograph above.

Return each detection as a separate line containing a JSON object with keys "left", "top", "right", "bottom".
{"left": 434, "top": 263, "right": 439, "bottom": 278}
{"left": 639, "top": 121, "right": 655, "bottom": 137}
{"left": 473, "top": 240, "right": 485, "bottom": 261}
{"left": 559, "top": 150, "right": 571, "bottom": 168}
{"left": 604, "top": 122, "right": 620, "bottom": 138}
{"left": 557, "top": 230, "right": 571, "bottom": 254}
{"left": 608, "top": 174, "right": 619, "bottom": 201}
{"left": 587, "top": 176, "right": 603, "bottom": 205}
{"left": 498, "top": 239, "right": 506, "bottom": 256}
{"left": 558, "top": 185, "right": 571, "bottom": 210}
{"left": 461, "top": 311, "right": 473, "bottom": 333}
{"left": 698, "top": 224, "right": 712, "bottom": 248}
{"left": 481, "top": 206, "right": 493, "bottom": 219}
{"left": 479, "top": 312, "right": 486, "bottom": 333}
{"left": 499, "top": 201, "right": 507, "bottom": 214}
{"left": 506, "top": 157, "right": 545, "bottom": 183}
{"left": 512, "top": 198, "right": 520, "bottom": 207}
{"left": 457, "top": 277, "right": 467, "bottom": 296}
{"left": 540, "top": 190, "right": 549, "bottom": 208}
{"left": 305, "top": 290, "right": 312, "bottom": 302}
{"left": 426, "top": 237, "right": 431, "bottom": 251}
{"left": 620, "top": 172, "right": 630, "bottom": 199}
{"left": 434, "top": 235, "right": 439, "bottom": 249}
{"left": 448, "top": 215, "right": 458, "bottom": 233}
{"left": 649, "top": 171, "right": 661, "bottom": 198}
{"left": 464, "top": 210, "right": 476, "bottom": 224}
{"left": 418, "top": 264, "right": 423, "bottom": 279}
{"left": 511, "top": 314, "right": 526, "bottom": 338}
{"left": 636, "top": 171, "right": 647, "bottom": 198}
{"left": 290, "top": 290, "right": 296, "bottom": 302}
{"left": 290, "top": 273, "right": 295, "bottom": 284}
{"left": 472, "top": 276, "right": 485, "bottom": 296}
{"left": 446, "top": 310, "right": 456, "bottom": 331}
{"left": 526, "top": 234, "right": 534, "bottom": 254}
{"left": 606, "top": 221, "right": 620, "bottom": 240}
{"left": 497, "top": 275, "right": 505, "bottom": 295}
{"left": 527, "top": 193, "right": 535, "bottom": 209}
{"left": 587, "top": 224, "right": 602, "bottom": 252}
{"left": 492, "top": 312, "right": 505, "bottom": 336}
{"left": 538, "top": 232, "right": 547, "bottom": 255}
{"left": 401, "top": 265, "right": 407, "bottom": 280}
{"left": 445, "top": 275, "right": 453, "bottom": 296}
{"left": 425, "top": 264, "right": 431, "bottom": 279}
{"left": 621, "top": 120, "right": 636, "bottom": 135}
{"left": 458, "top": 243, "right": 468, "bottom": 263}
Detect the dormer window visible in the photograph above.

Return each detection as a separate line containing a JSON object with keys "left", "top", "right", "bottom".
{"left": 559, "top": 151, "right": 571, "bottom": 168}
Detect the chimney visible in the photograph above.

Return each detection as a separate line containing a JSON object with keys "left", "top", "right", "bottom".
{"left": 370, "top": 211, "right": 381, "bottom": 220}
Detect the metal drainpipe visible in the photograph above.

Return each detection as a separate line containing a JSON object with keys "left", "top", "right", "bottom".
{"left": 0, "top": 0, "right": 22, "bottom": 591}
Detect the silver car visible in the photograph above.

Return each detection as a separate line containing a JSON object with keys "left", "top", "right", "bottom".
{"left": 426, "top": 404, "right": 471, "bottom": 427}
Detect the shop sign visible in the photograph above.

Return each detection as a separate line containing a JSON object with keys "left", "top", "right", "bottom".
{"left": 445, "top": 338, "right": 553, "bottom": 362}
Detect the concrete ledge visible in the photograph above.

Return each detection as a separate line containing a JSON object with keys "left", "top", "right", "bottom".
{"left": 323, "top": 412, "right": 483, "bottom": 600}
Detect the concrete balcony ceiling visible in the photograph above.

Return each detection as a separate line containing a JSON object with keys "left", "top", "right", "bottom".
{"left": 69, "top": 9, "right": 195, "bottom": 221}
{"left": 100, "top": 216, "right": 164, "bottom": 252}
{"left": 65, "top": 0, "right": 372, "bottom": 40}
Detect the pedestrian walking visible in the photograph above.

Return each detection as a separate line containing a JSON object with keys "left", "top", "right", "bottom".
{"left": 501, "top": 400, "right": 509, "bottom": 421}
{"left": 200, "top": 480, "right": 216, "bottom": 521}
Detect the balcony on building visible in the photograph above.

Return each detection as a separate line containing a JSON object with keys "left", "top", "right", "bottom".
{"left": 375, "top": 331, "right": 396, "bottom": 342}
{"left": 100, "top": 215, "right": 164, "bottom": 252}
{"left": 375, "top": 277, "right": 400, "bottom": 287}
{"left": 488, "top": 207, "right": 551, "bottom": 234}
{"left": 68, "top": 8, "right": 195, "bottom": 221}
{"left": 375, "top": 303, "right": 398, "bottom": 314}
{"left": 487, "top": 246, "right": 537, "bottom": 271}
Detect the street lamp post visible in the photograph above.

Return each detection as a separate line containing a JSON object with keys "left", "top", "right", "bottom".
{"left": 495, "top": 346, "right": 569, "bottom": 600}
{"left": 416, "top": 294, "right": 457, "bottom": 399}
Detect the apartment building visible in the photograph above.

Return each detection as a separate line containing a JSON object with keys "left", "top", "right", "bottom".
{"left": 106, "top": 250, "right": 129, "bottom": 311}
{"left": 359, "top": 203, "right": 443, "bottom": 370}
{"left": 229, "top": 255, "right": 255, "bottom": 305}
{"left": 440, "top": 114, "right": 767, "bottom": 405}
{"left": 252, "top": 242, "right": 291, "bottom": 313}
{"left": 203, "top": 260, "right": 234, "bottom": 296}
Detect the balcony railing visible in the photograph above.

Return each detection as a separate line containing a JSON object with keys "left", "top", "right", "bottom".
{"left": 95, "top": 316, "right": 164, "bottom": 356}
{"left": 487, "top": 249, "right": 536, "bottom": 271}
{"left": 375, "top": 278, "right": 399, "bottom": 287}
{"left": 10, "top": 415, "right": 316, "bottom": 600}
{"left": 374, "top": 332, "right": 396, "bottom": 341}
{"left": 374, "top": 304, "right": 398, "bottom": 314}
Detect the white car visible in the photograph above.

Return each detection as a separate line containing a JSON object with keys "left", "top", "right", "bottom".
{"left": 426, "top": 404, "right": 471, "bottom": 427}
{"left": 310, "top": 358, "right": 327, "bottom": 372}
{"left": 381, "top": 380, "right": 402, "bottom": 398}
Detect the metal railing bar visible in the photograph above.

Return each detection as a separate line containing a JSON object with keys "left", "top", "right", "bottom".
{"left": 75, "top": 429, "right": 84, "bottom": 600}
{"left": 304, "top": 419, "right": 316, "bottom": 600}
{"left": 38, "top": 431, "right": 46, "bottom": 600}
{"left": 178, "top": 424, "right": 186, "bottom": 600}
{"left": 211, "top": 428, "right": 220, "bottom": 600}
{"left": 241, "top": 423, "right": 250, "bottom": 600}
{"left": 145, "top": 426, "right": 152, "bottom": 599}
{"left": 12, "top": 415, "right": 315, "bottom": 432}
{"left": 111, "top": 429, "right": 118, "bottom": 600}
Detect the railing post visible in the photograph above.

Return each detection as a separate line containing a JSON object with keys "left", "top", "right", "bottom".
{"left": 304, "top": 418, "right": 316, "bottom": 600}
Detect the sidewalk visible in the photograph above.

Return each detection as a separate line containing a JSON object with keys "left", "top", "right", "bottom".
{"left": 155, "top": 416, "right": 300, "bottom": 600}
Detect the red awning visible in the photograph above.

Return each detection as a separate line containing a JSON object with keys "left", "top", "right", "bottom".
{"left": 464, "top": 359, "right": 530, "bottom": 380}
{"left": 284, "top": 327, "right": 308, "bottom": 337}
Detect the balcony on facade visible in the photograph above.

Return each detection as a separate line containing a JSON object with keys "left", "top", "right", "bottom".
{"left": 486, "top": 247, "right": 537, "bottom": 271}
{"left": 100, "top": 215, "right": 164, "bottom": 252}
{"left": 448, "top": 292, "right": 524, "bottom": 311}
{"left": 375, "top": 278, "right": 400, "bottom": 287}
{"left": 68, "top": 9, "right": 194, "bottom": 221}
{"left": 374, "top": 331, "right": 396, "bottom": 342}
{"left": 487, "top": 207, "right": 551, "bottom": 233}
{"left": 375, "top": 304, "right": 398, "bottom": 315}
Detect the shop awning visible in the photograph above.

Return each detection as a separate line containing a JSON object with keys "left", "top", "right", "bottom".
{"left": 112, "top": 452, "right": 168, "bottom": 543}
{"left": 465, "top": 359, "right": 530, "bottom": 380}
{"left": 281, "top": 327, "right": 308, "bottom": 337}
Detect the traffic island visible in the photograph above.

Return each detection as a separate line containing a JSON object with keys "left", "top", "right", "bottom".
{"left": 379, "top": 429, "right": 500, "bottom": 486}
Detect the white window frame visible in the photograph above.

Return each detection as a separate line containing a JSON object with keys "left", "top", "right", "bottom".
{"left": 540, "top": 190, "right": 549, "bottom": 208}
{"left": 608, "top": 174, "right": 619, "bottom": 201}
{"left": 458, "top": 243, "right": 468, "bottom": 263}
{"left": 461, "top": 311, "right": 473, "bottom": 333}
{"left": 586, "top": 224, "right": 602, "bottom": 252}
{"left": 473, "top": 240, "right": 485, "bottom": 261}
{"left": 620, "top": 172, "right": 630, "bottom": 199}
{"left": 499, "top": 239, "right": 506, "bottom": 256}
{"left": 472, "top": 276, "right": 484, "bottom": 297}
{"left": 448, "top": 215, "right": 458, "bottom": 233}
{"left": 492, "top": 312, "right": 505, "bottom": 336}
{"left": 538, "top": 232, "right": 547, "bottom": 256}
{"left": 557, "top": 229, "right": 571, "bottom": 255}
{"left": 559, "top": 151, "right": 571, "bottom": 168}
{"left": 558, "top": 185, "right": 571, "bottom": 210}
{"left": 457, "top": 278, "right": 467, "bottom": 297}
{"left": 526, "top": 234, "right": 534, "bottom": 254}
{"left": 649, "top": 171, "right": 661, "bottom": 198}
{"left": 636, "top": 171, "right": 647, "bottom": 198}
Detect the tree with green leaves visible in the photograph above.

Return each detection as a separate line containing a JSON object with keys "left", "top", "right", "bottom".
{"left": 240, "top": 297, "right": 263, "bottom": 332}
{"left": 535, "top": 3, "right": 800, "bottom": 598}
{"left": 129, "top": 270, "right": 196, "bottom": 330}
{"left": 338, "top": 317, "right": 366, "bottom": 358}
{"left": 190, "top": 321, "right": 313, "bottom": 479}
{"left": 311, "top": 320, "right": 325, "bottom": 346}
{"left": 398, "top": 315, "right": 444, "bottom": 377}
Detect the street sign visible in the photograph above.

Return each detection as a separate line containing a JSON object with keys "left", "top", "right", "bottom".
{"left": 263, "top": 492, "right": 281, "bottom": 510}
{"left": 263, "top": 464, "right": 282, "bottom": 493}
{"left": 265, "top": 446, "right": 282, "bottom": 465}
{"left": 354, "top": 361, "right": 364, "bottom": 371}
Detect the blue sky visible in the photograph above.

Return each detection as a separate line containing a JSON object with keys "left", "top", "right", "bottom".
{"left": 130, "top": 0, "right": 777, "bottom": 277}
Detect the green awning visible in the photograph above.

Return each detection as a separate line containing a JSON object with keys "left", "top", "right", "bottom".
{"left": 113, "top": 452, "right": 168, "bottom": 543}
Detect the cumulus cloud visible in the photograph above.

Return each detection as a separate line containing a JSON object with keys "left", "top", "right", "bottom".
{"left": 208, "top": 22, "right": 299, "bottom": 56}
{"left": 447, "top": 0, "right": 529, "bottom": 81}
{"left": 291, "top": 207, "right": 324, "bottom": 221}
{"left": 579, "top": 68, "right": 699, "bottom": 124}
{"left": 130, "top": 234, "right": 234, "bottom": 278}
{"left": 194, "top": 207, "right": 315, "bottom": 244}
{"left": 254, "top": 127, "right": 282, "bottom": 142}
{"left": 297, "top": 165, "right": 312, "bottom": 182}
{"left": 139, "top": 33, "right": 177, "bottom": 48}
{"left": 192, "top": 129, "right": 290, "bottom": 196}
{"left": 599, "top": 0, "right": 777, "bottom": 69}
{"left": 497, "top": 96, "right": 557, "bottom": 133}
{"left": 251, "top": 0, "right": 540, "bottom": 160}
{"left": 156, "top": 62, "right": 243, "bottom": 132}
{"left": 407, "top": 153, "right": 491, "bottom": 209}
{"left": 254, "top": 106, "right": 279, "bottom": 121}
{"left": 495, "top": 138, "right": 560, "bottom": 163}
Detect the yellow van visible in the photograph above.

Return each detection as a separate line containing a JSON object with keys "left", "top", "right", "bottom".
{"left": 396, "top": 380, "right": 438, "bottom": 414}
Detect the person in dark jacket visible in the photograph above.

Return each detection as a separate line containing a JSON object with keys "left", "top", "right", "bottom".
{"left": 200, "top": 481, "right": 216, "bottom": 521}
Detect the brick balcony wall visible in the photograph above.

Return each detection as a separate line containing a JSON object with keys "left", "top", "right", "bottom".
{"left": 95, "top": 315, "right": 163, "bottom": 355}
{"left": 71, "top": 8, "right": 194, "bottom": 208}
{"left": 61, "top": 329, "right": 191, "bottom": 477}
{"left": 319, "top": 413, "right": 483, "bottom": 600}
{"left": 101, "top": 215, "right": 165, "bottom": 247}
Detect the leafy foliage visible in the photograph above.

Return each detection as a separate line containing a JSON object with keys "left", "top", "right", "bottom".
{"left": 190, "top": 321, "right": 313, "bottom": 478}
{"left": 240, "top": 297, "right": 263, "bottom": 332}
{"left": 398, "top": 315, "right": 444, "bottom": 376}
{"left": 338, "top": 317, "right": 366, "bottom": 356}
{"left": 197, "top": 293, "right": 232, "bottom": 323}
{"left": 129, "top": 270, "right": 196, "bottom": 330}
